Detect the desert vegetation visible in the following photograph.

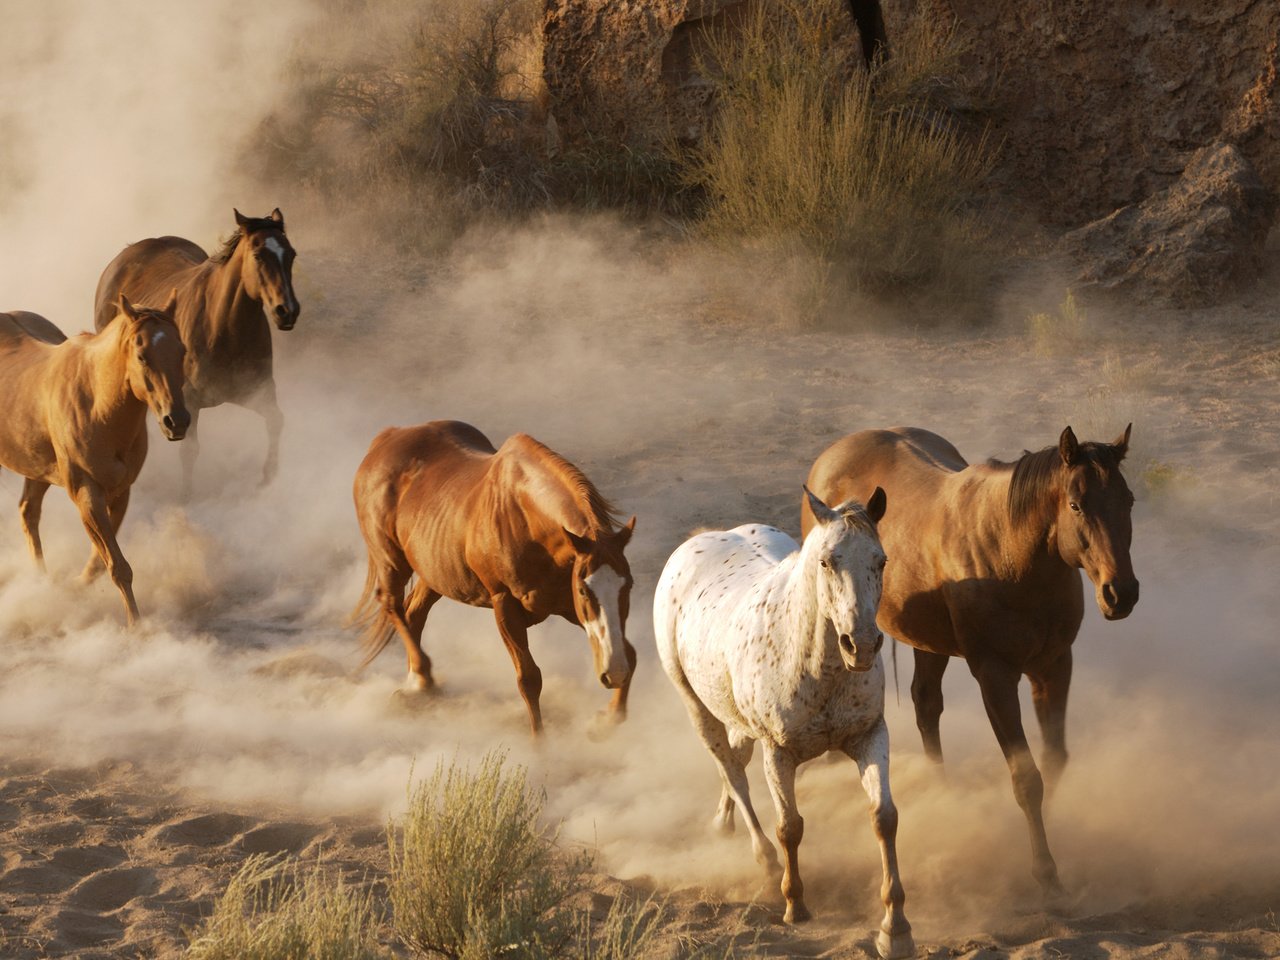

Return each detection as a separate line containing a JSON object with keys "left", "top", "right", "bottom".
{"left": 253, "top": 0, "right": 994, "bottom": 311}
{"left": 184, "top": 754, "right": 748, "bottom": 959}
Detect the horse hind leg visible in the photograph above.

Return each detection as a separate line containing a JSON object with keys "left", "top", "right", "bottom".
{"left": 402, "top": 578, "right": 442, "bottom": 692}
{"left": 911, "top": 648, "right": 948, "bottom": 764}
{"left": 19, "top": 479, "right": 51, "bottom": 573}
{"left": 843, "top": 720, "right": 914, "bottom": 958}
{"left": 714, "top": 729, "right": 756, "bottom": 835}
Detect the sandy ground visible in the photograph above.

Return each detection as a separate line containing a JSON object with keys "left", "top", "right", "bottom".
{"left": 2, "top": 226, "right": 1279, "bottom": 958}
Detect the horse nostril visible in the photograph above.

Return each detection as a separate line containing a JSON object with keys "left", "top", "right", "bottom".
{"left": 274, "top": 304, "right": 288, "bottom": 318}
{"left": 163, "top": 415, "right": 175, "bottom": 430}
{"left": 874, "top": 632, "right": 884, "bottom": 652}
{"left": 1102, "top": 582, "right": 1119, "bottom": 606}
{"left": 839, "top": 634, "right": 854, "bottom": 655}
{"left": 599, "top": 672, "right": 609, "bottom": 688}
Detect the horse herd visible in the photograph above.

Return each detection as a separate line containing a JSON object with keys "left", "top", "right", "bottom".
{"left": 0, "top": 209, "right": 1141, "bottom": 959}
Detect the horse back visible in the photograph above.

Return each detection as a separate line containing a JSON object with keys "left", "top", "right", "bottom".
{"left": 0, "top": 311, "right": 68, "bottom": 346}
{"left": 94, "top": 236, "right": 207, "bottom": 331}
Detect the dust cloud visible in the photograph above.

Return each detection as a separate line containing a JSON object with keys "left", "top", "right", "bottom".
{"left": 1, "top": 0, "right": 1278, "bottom": 947}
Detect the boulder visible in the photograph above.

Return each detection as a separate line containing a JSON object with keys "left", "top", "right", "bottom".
{"left": 1058, "top": 143, "right": 1276, "bottom": 306}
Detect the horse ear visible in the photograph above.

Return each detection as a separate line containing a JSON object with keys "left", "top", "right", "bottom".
{"left": 1112, "top": 422, "right": 1132, "bottom": 460}
{"left": 163, "top": 287, "right": 179, "bottom": 317}
{"left": 1058, "top": 426, "right": 1079, "bottom": 466}
{"left": 234, "top": 208, "right": 248, "bottom": 227}
{"left": 803, "top": 485, "right": 840, "bottom": 525}
{"left": 865, "top": 486, "right": 887, "bottom": 524}
{"left": 117, "top": 293, "right": 137, "bottom": 321}
{"left": 269, "top": 207, "right": 284, "bottom": 226}
{"left": 563, "top": 527, "right": 594, "bottom": 554}
{"left": 613, "top": 515, "right": 636, "bottom": 549}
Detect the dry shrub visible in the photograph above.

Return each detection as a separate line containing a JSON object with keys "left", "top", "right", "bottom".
{"left": 684, "top": 0, "right": 996, "bottom": 318}
{"left": 185, "top": 854, "right": 384, "bottom": 960}
{"left": 387, "top": 751, "right": 590, "bottom": 959}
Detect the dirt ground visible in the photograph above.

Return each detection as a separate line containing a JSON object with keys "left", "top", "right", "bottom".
{"left": 1, "top": 225, "right": 1279, "bottom": 958}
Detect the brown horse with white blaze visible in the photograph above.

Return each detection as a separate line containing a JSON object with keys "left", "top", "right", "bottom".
{"left": 93, "top": 209, "right": 299, "bottom": 497}
{"left": 802, "top": 425, "right": 1138, "bottom": 895}
{"left": 0, "top": 296, "right": 189, "bottom": 625}
{"left": 351, "top": 420, "right": 638, "bottom": 735}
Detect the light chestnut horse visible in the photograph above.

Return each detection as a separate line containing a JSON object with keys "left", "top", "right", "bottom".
{"left": 654, "top": 488, "right": 914, "bottom": 959}
{"left": 93, "top": 209, "right": 299, "bottom": 497}
{"left": 803, "top": 425, "right": 1139, "bottom": 896}
{"left": 0, "top": 296, "right": 189, "bottom": 625}
{"left": 351, "top": 420, "right": 637, "bottom": 735}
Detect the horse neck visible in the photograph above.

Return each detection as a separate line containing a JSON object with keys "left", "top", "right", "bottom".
{"left": 203, "top": 244, "right": 264, "bottom": 331}
{"left": 774, "top": 539, "right": 836, "bottom": 677}
{"left": 506, "top": 446, "right": 602, "bottom": 543}
{"left": 84, "top": 324, "right": 143, "bottom": 426}
{"left": 981, "top": 468, "right": 1067, "bottom": 580}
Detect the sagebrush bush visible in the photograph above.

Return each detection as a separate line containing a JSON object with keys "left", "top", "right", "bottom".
{"left": 387, "top": 751, "right": 589, "bottom": 960}
{"left": 185, "top": 854, "right": 384, "bottom": 960}
{"left": 685, "top": 0, "right": 996, "bottom": 316}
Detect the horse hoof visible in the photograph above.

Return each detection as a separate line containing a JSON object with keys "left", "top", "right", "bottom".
{"left": 876, "top": 928, "right": 915, "bottom": 959}
{"left": 784, "top": 901, "right": 811, "bottom": 924}
{"left": 390, "top": 688, "right": 435, "bottom": 712}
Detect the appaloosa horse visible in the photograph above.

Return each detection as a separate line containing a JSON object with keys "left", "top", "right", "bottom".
{"left": 803, "top": 425, "right": 1139, "bottom": 895}
{"left": 655, "top": 487, "right": 914, "bottom": 959}
{"left": 0, "top": 296, "right": 189, "bottom": 624}
{"left": 93, "top": 209, "right": 299, "bottom": 496}
{"left": 350, "top": 420, "right": 637, "bottom": 735}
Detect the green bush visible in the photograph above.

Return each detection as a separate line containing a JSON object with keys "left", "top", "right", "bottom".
{"left": 387, "top": 752, "right": 589, "bottom": 959}
{"left": 185, "top": 854, "right": 385, "bottom": 960}
{"left": 684, "top": 0, "right": 996, "bottom": 316}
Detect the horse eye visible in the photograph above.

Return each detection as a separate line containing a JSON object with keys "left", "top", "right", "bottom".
{"left": 818, "top": 558, "right": 830, "bottom": 569}
{"left": 1069, "top": 501, "right": 1081, "bottom": 513}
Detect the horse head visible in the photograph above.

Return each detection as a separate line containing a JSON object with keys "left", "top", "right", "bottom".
{"left": 564, "top": 516, "right": 637, "bottom": 689}
{"left": 116, "top": 292, "right": 190, "bottom": 441}
{"left": 234, "top": 207, "right": 299, "bottom": 330}
{"left": 1052, "top": 424, "right": 1140, "bottom": 620}
{"left": 803, "top": 485, "right": 887, "bottom": 672}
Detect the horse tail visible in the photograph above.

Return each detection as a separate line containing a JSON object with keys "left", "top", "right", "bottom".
{"left": 347, "top": 556, "right": 394, "bottom": 670}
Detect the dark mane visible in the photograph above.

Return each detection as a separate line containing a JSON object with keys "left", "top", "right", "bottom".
{"left": 210, "top": 218, "right": 283, "bottom": 263}
{"left": 513, "top": 434, "right": 621, "bottom": 534}
{"left": 990, "top": 446, "right": 1062, "bottom": 525}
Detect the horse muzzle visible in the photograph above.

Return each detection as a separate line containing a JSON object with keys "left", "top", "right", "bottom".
{"left": 1098, "top": 578, "right": 1140, "bottom": 620}
{"left": 839, "top": 632, "right": 883, "bottom": 672}
{"left": 599, "top": 667, "right": 630, "bottom": 690}
{"left": 160, "top": 410, "right": 191, "bottom": 441}
{"left": 273, "top": 302, "right": 299, "bottom": 331}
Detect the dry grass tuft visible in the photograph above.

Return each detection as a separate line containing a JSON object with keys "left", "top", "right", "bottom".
{"left": 185, "top": 854, "right": 385, "bottom": 960}
{"left": 683, "top": 0, "right": 997, "bottom": 320}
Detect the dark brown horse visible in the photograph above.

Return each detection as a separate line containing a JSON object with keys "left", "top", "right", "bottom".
{"left": 351, "top": 420, "right": 637, "bottom": 735}
{"left": 802, "top": 425, "right": 1139, "bottom": 895}
{"left": 0, "top": 296, "right": 189, "bottom": 624}
{"left": 93, "top": 209, "right": 299, "bottom": 497}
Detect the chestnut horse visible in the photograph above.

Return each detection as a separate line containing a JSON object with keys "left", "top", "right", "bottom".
{"left": 93, "top": 209, "right": 299, "bottom": 497}
{"left": 351, "top": 420, "right": 637, "bottom": 735}
{"left": 0, "top": 296, "right": 189, "bottom": 625}
{"left": 803, "top": 425, "right": 1139, "bottom": 895}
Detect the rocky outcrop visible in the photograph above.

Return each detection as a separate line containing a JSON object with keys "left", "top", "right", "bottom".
{"left": 1059, "top": 143, "right": 1276, "bottom": 306}
{"left": 541, "top": 0, "right": 1280, "bottom": 226}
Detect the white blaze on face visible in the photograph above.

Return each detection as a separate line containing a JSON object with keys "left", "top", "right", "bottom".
{"left": 584, "top": 565, "right": 628, "bottom": 684}
{"left": 152, "top": 330, "right": 166, "bottom": 343}
{"left": 262, "top": 236, "right": 296, "bottom": 315}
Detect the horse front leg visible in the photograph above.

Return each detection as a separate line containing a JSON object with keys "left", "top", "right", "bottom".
{"left": 762, "top": 743, "right": 809, "bottom": 924}
{"left": 1029, "top": 649, "right": 1073, "bottom": 800}
{"left": 590, "top": 636, "right": 637, "bottom": 739}
{"left": 70, "top": 479, "right": 139, "bottom": 626}
{"left": 493, "top": 593, "right": 543, "bottom": 735}
{"left": 971, "top": 655, "right": 1063, "bottom": 897}
{"left": 246, "top": 382, "right": 283, "bottom": 488}
{"left": 81, "top": 487, "right": 130, "bottom": 583}
{"left": 844, "top": 719, "right": 913, "bottom": 959}
{"left": 19, "top": 479, "right": 50, "bottom": 572}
